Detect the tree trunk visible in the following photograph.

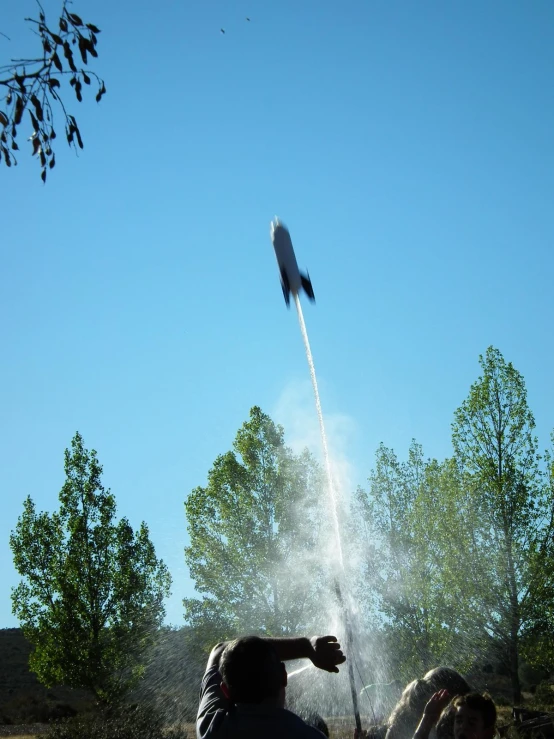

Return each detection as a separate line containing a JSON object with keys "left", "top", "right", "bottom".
{"left": 510, "top": 632, "right": 521, "bottom": 704}
{"left": 506, "top": 534, "right": 522, "bottom": 704}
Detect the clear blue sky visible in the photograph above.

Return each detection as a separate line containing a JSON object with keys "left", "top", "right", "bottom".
{"left": 2, "top": 0, "right": 553, "bottom": 628}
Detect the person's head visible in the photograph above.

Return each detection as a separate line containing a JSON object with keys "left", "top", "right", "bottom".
{"left": 387, "top": 667, "right": 471, "bottom": 739}
{"left": 423, "top": 667, "right": 471, "bottom": 698}
{"left": 219, "top": 636, "right": 287, "bottom": 706}
{"left": 451, "top": 693, "right": 496, "bottom": 739}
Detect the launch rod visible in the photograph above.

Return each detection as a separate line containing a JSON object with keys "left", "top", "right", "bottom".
{"left": 334, "top": 580, "right": 362, "bottom": 735}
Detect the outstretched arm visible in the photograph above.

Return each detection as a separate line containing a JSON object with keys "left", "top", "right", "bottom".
{"left": 206, "top": 635, "right": 346, "bottom": 672}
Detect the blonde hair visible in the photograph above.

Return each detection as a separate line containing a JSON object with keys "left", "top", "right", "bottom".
{"left": 385, "top": 668, "right": 471, "bottom": 739}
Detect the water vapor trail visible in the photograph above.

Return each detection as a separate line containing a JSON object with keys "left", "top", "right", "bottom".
{"left": 293, "top": 293, "right": 344, "bottom": 569}
{"left": 293, "top": 292, "right": 361, "bottom": 733}
{"left": 287, "top": 664, "right": 313, "bottom": 679}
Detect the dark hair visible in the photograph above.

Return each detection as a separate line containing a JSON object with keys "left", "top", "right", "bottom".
{"left": 219, "top": 636, "right": 283, "bottom": 703}
{"left": 452, "top": 693, "right": 496, "bottom": 729}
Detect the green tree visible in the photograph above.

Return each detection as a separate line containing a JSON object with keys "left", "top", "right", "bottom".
{"left": 447, "top": 346, "right": 554, "bottom": 703}
{"left": 184, "top": 406, "right": 325, "bottom": 647}
{"left": 0, "top": 1, "right": 105, "bottom": 180}
{"left": 131, "top": 626, "right": 206, "bottom": 723}
{"left": 356, "top": 443, "right": 473, "bottom": 680}
{"left": 10, "top": 432, "right": 171, "bottom": 702}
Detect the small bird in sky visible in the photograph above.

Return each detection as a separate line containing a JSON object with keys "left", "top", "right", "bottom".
{"left": 246, "top": 17, "right": 250, "bottom": 21}
{"left": 220, "top": 28, "right": 225, "bottom": 34}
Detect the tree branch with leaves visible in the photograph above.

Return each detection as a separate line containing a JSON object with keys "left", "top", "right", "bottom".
{"left": 0, "top": 1, "right": 105, "bottom": 181}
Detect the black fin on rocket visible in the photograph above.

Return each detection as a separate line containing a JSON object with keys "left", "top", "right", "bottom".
{"left": 301, "top": 272, "right": 315, "bottom": 302}
{"left": 280, "top": 268, "right": 291, "bottom": 307}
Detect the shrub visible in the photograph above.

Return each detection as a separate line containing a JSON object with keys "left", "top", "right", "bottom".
{"left": 46, "top": 704, "right": 188, "bottom": 739}
{"left": 519, "top": 664, "right": 549, "bottom": 690}
{"left": 2, "top": 693, "right": 79, "bottom": 724}
{"left": 3, "top": 693, "right": 52, "bottom": 723}
{"left": 532, "top": 682, "right": 554, "bottom": 707}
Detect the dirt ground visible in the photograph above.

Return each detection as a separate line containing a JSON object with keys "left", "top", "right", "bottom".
{"left": 0, "top": 726, "right": 48, "bottom": 737}
{"left": 0, "top": 724, "right": 198, "bottom": 739}
{"left": 0, "top": 707, "right": 544, "bottom": 739}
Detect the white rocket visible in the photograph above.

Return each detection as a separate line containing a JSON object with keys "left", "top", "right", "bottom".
{"left": 270, "top": 217, "right": 315, "bottom": 307}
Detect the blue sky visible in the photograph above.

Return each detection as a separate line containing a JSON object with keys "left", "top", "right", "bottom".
{"left": 1, "top": 0, "right": 553, "bottom": 628}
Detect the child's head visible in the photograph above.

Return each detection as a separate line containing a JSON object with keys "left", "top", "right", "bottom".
{"left": 451, "top": 693, "right": 496, "bottom": 739}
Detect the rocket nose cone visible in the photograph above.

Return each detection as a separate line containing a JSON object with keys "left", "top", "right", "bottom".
{"left": 270, "top": 216, "right": 287, "bottom": 234}
{"left": 270, "top": 216, "right": 280, "bottom": 241}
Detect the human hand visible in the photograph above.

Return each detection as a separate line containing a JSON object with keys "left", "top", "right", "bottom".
{"left": 308, "top": 635, "right": 346, "bottom": 673}
{"left": 423, "top": 689, "right": 451, "bottom": 723}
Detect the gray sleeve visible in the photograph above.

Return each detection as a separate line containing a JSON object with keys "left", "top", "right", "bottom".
{"left": 196, "top": 666, "right": 230, "bottom": 739}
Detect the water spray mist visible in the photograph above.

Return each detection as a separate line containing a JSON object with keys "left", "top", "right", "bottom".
{"left": 293, "top": 293, "right": 362, "bottom": 734}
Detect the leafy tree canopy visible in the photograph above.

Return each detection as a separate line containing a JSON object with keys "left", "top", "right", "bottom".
{"left": 184, "top": 406, "right": 326, "bottom": 648}
{"left": 10, "top": 432, "right": 171, "bottom": 702}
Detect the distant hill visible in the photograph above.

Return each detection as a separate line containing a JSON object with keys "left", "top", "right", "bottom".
{"left": 0, "top": 629, "right": 92, "bottom": 724}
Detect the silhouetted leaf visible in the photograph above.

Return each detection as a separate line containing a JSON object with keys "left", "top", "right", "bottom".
{"left": 70, "top": 77, "right": 76, "bottom": 87}
{"left": 47, "top": 78, "right": 61, "bottom": 89}
{"left": 76, "top": 84, "right": 82, "bottom": 103}
{"left": 50, "top": 129, "right": 56, "bottom": 140}
{"left": 40, "top": 150, "right": 46, "bottom": 167}
{"left": 64, "top": 42, "right": 77, "bottom": 72}
{"left": 95, "top": 83, "right": 106, "bottom": 103}
{"left": 43, "top": 39, "right": 52, "bottom": 53}
{"left": 59, "top": 18, "right": 68, "bottom": 32}
{"left": 51, "top": 33, "right": 63, "bottom": 46}
{"left": 2, "top": 146, "right": 12, "bottom": 166}
{"left": 86, "top": 24, "right": 101, "bottom": 33}
{"left": 78, "top": 37, "right": 88, "bottom": 64}
{"left": 32, "top": 136, "right": 40, "bottom": 155}
{"left": 15, "top": 75, "right": 26, "bottom": 93}
{"left": 14, "top": 97, "right": 24, "bottom": 125}
{"left": 30, "top": 95, "right": 44, "bottom": 122}
{"left": 41, "top": 168, "right": 46, "bottom": 182}
{"left": 82, "top": 72, "right": 91, "bottom": 85}
{"left": 68, "top": 13, "right": 84, "bottom": 26}
{"left": 30, "top": 111, "right": 39, "bottom": 131}
{"left": 49, "top": 154, "right": 55, "bottom": 169}
{"left": 52, "top": 53, "right": 63, "bottom": 72}
{"left": 6, "top": 93, "right": 12, "bottom": 105}
{"left": 12, "top": 141, "right": 19, "bottom": 150}
{"left": 75, "top": 127, "right": 83, "bottom": 149}
{"left": 67, "top": 127, "right": 74, "bottom": 144}
{"left": 0, "top": 112, "right": 8, "bottom": 127}
{"left": 0, "top": 131, "right": 6, "bottom": 143}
